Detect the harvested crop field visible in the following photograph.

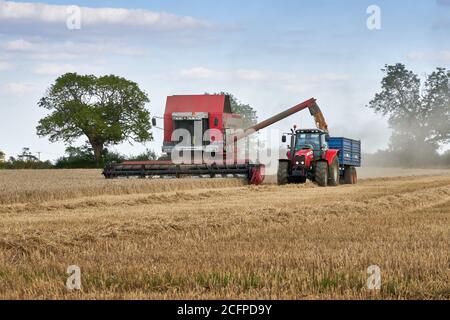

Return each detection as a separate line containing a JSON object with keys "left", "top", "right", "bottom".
{"left": 0, "top": 168, "right": 449, "bottom": 299}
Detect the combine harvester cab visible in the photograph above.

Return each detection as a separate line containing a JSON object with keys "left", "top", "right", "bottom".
{"left": 161, "top": 95, "right": 242, "bottom": 159}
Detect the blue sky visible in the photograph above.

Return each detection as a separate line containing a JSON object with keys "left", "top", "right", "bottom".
{"left": 0, "top": 0, "right": 449, "bottom": 160}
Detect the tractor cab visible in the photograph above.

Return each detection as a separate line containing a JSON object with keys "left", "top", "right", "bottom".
{"left": 283, "top": 129, "right": 329, "bottom": 161}
{"left": 294, "top": 129, "right": 328, "bottom": 157}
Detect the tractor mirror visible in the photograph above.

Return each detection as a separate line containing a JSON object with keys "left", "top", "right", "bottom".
{"left": 282, "top": 135, "right": 287, "bottom": 143}
{"left": 214, "top": 117, "right": 219, "bottom": 127}
{"left": 152, "top": 118, "right": 157, "bottom": 126}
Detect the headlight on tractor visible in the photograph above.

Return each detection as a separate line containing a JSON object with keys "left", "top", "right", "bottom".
{"left": 294, "top": 155, "right": 306, "bottom": 167}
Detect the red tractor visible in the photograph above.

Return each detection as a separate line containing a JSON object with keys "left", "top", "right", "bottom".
{"left": 278, "top": 129, "right": 361, "bottom": 187}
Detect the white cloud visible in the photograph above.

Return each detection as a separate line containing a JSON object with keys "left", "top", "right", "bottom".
{"left": 179, "top": 67, "right": 225, "bottom": 79}
{"left": 312, "top": 73, "right": 350, "bottom": 81}
{"left": 33, "top": 63, "right": 77, "bottom": 75}
{"left": 407, "top": 52, "right": 426, "bottom": 60}
{"left": 4, "top": 38, "right": 33, "bottom": 51}
{"left": 0, "top": 0, "right": 210, "bottom": 30}
{"left": 174, "top": 67, "right": 350, "bottom": 99}
{"left": 177, "top": 67, "right": 350, "bottom": 85}
{"left": 407, "top": 51, "right": 450, "bottom": 62}
{"left": 235, "top": 69, "right": 270, "bottom": 81}
{"left": 3, "top": 38, "right": 148, "bottom": 60}
{"left": 1, "top": 82, "right": 43, "bottom": 95}
{"left": 32, "top": 62, "right": 103, "bottom": 75}
{"left": 281, "top": 72, "right": 351, "bottom": 93}
{"left": 176, "top": 67, "right": 291, "bottom": 82}
{"left": 283, "top": 84, "right": 307, "bottom": 93}
{"left": 0, "top": 60, "right": 13, "bottom": 70}
{"left": 437, "top": 51, "right": 450, "bottom": 61}
{"left": 30, "top": 52, "right": 79, "bottom": 60}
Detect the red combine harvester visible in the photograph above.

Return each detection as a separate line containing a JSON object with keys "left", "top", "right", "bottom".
{"left": 103, "top": 94, "right": 326, "bottom": 185}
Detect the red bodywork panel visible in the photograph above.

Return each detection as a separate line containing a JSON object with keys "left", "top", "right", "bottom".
{"left": 121, "top": 160, "right": 173, "bottom": 165}
{"left": 163, "top": 95, "right": 237, "bottom": 143}
{"left": 324, "top": 149, "right": 339, "bottom": 165}
{"left": 293, "top": 149, "right": 314, "bottom": 168}
{"left": 288, "top": 148, "right": 339, "bottom": 168}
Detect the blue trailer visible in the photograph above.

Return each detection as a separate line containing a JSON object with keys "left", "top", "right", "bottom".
{"left": 328, "top": 137, "right": 361, "bottom": 183}
{"left": 328, "top": 137, "right": 361, "bottom": 167}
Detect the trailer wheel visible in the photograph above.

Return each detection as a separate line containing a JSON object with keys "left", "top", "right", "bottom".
{"left": 277, "top": 160, "right": 289, "bottom": 185}
{"left": 351, "top": 167, "right": 358, "bottom": 184}
{"left": 344, "top": 166, "right": 356, "bottom": 184}
{"left": 328, "top": 157, "right": 339, "bottom": 187}
{"left": 315, "top": 161, "right": 328, "bottom": 187}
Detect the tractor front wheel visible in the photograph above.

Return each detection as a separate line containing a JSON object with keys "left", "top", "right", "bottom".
{"left": 277, "top": 160, "right": 289, "bottom": 185}
{"left": 315, "top": 161, "right": 328, "bottom": 187}
{"left": 328, "top": 157, "right": 340, "bottom": 187}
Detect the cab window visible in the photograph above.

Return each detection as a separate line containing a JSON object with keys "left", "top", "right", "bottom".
{"left": 295, "top": 133, "right": 321, "bottom": 151}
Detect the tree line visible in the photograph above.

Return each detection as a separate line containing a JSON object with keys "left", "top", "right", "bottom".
{"left": 0, "top": 146, "right": 159, "bottom": 169}
{"left": 1, "top": 66, "right": 449, "bottom": 169}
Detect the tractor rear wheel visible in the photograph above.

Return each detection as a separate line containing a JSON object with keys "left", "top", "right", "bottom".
{"left": 328, "top": 157, "right": 340, "bottom": 187}
{"left": 277, "top": 161, "right": 289, "bottom": 185}
{"left": 315, "top": 161, "right": 328, "bottom": 187}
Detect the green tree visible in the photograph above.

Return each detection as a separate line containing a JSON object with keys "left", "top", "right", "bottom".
{"left": 367, "top": 64, "right": 440, "bottom": 163}
{"left": 0, "top": 150, "right": 5, "bottom": 162}
{"left": 422, "top": 67, "right": 450, "bottom": 145}
{"left": 5, "top": 148, "right": 53, "bottom": 169}
{"left": 55, "top": 145, "right": 126, "bottom": 168}
{"left": 37, "top": 73, "right": 152, "bottom": 167}
{"left": 18, "top": 147, "right": 38, "bottom": 162}
{"left": 129, "top": 148, "right": 158, "bottom": 161}
{"left": 214, "top": 92, "right": 258, "bottom": 128}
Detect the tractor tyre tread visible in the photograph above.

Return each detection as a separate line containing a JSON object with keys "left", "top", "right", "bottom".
{"left": 277, "top": 161, "right": 289, "bottom": 185}
{"left": 316, "top": 161, "right": 328, "bottom": 187}
{"left": 328, "top": 157, "right": 340, "bottom": 187}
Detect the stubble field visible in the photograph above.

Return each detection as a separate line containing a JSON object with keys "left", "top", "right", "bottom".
{"left": 0, "top": 168, "right": 449, "bottom": 299}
